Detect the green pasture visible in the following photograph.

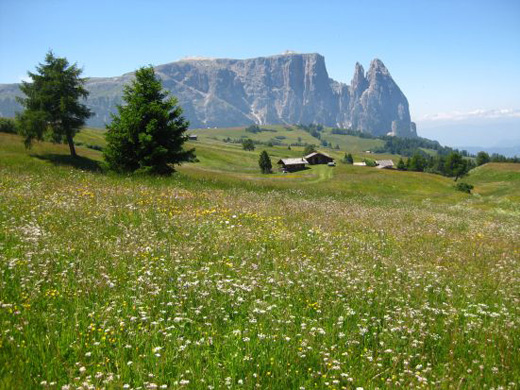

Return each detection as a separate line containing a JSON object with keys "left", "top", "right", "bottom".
{"left": 1, "top": 130, "right": 519, "bottom": 389}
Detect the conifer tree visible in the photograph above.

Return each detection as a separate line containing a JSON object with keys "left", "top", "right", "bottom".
{"left": 104, "top": 66, "right": 195, "bottom": 174}
{"left": 444, "top": 151, "right": 468, "bottom": 181}
{"left": 476, "top": 151, "right": 490, "bottom": 166}
{"left": 17, "top": 51, "right": 91, "bottom": 157}
{"left": 259, "top": 150, "right": 272, "bottom": 174}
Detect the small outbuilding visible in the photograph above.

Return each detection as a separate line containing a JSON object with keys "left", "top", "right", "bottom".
{"left": 305, "top": 151, "right": 334, "bottom": 165}
{"left": 277, "top": 157, "right": 309, "bottom": 172}
{"left": 376, "top": 159, "right": 395, "bottom": 169}
{"left": 188, "top": 134, "right": 198, "bottom": 141}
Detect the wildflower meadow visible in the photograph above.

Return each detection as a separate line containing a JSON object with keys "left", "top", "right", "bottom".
{"left": 1, "top": 135, "right": 519, "bottom": 389}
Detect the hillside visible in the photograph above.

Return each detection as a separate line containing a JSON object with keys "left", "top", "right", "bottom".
{"left": 1, "top": 130, "right": 519, "bottom": 389}
{"left": 3, "top": 126, "right": 520, "bottom": 206}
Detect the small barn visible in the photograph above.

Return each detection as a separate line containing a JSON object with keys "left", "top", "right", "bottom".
{"left": 376, "top": 159, "right": 395, "bottom": 169}
{"left": 305, "top": 151, "right": 334, "bottom": 165}
{"left": 277, "top": 158, "right": 309, "bottom": 172}
{"left": 188, "top": 134, "right": 198, "bottom": 141}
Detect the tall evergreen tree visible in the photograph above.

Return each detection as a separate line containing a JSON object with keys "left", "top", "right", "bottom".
{"left": 258, "top": 151, "right": 272, "bottom": 174}
{"left": 16, "top": 51, "right": 91, "bottom": 157}
{"left": 104, "top": 66, "right": 195, "bottom": 174}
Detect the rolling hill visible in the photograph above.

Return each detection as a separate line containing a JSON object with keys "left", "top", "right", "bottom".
{"left": 3, "top": 125, "right": 519, "bottom": 206}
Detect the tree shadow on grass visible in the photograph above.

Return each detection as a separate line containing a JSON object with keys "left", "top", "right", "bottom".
{"left": 32, "top": 153, "right": 103, "bottom": 172}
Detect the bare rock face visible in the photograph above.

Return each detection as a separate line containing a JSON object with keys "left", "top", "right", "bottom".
{"left": 0, "top": 53, "right": 417, "bottom": 137}
{"left": 352, "top": 59, "right": 416, "bottom": 137}
{"left": 152, "top": 53, "right": 339, "bottom": 128}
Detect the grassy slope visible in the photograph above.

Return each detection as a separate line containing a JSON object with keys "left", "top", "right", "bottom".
{"left": 466, "top": 163, "right": 520, "bottom": 198}
{"left": 1, "top": 131, "right": 519, "bottom": 389}
{"left": 179, "top": 128, "right": 462, "bottom": 204}
{"left": 3, "top": 128, "right": 519, "bottom": 206}
{"left": 179, "top": 140, "right": 464, "bottom": 203}
{"left": 190, "top": 125, "right": 384, "bottom": 155}
{"left": 75, "top": 127, "right": 108, "bottom": 148}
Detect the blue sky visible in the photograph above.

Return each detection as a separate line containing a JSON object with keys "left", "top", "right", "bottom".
{"left": 1, "top": 0, "right": 519, "bottom": 143}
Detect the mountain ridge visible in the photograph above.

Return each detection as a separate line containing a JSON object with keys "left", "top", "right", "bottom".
{"left": 0, "top": 52, "right": 417, "bottom": 137}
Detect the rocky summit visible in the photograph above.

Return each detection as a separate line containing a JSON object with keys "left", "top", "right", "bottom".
{"left": 0, "top": 53, "right": 417, "bottom": 137}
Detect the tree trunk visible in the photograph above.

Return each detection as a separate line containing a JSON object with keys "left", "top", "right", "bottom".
{"left": 66, "top": 133, "right": 77, "bottom": 157}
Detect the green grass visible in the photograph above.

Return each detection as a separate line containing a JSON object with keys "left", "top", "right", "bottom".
{"left": 465, "top": 163, "right": 520, "bottom": 197}
{"left": 191, "top": 125, "right": 318, "bottom": 146}
{"left": 190, "top": 125, "right": 385, "bottom": 156}
{"left": 177, "top": 141, "right": 465, "bottom": 204}
{"left": 1, "top": 131, "right": 519, "bottom": 389}
{"left": 75, "top": 127, "right": 108, "bottom": 148}
{"left": 319, "top": 128, "right": 384, "bottom": 153}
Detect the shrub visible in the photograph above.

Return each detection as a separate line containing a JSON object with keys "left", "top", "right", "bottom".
{"left": 245, "top": 125, "right": 261, "bottom": 134}
{"left": 455, "top": 182, "right": 474, "bottom": 194}
{"left": 242, "top": 138, "right": 255, "bottom": 151}
{"left": 0, "top": 117, "right": 17, "bottom": 134}
{"left": 342, "top": 153, "right": 354, "bottom": 164}
{"left": 363, "top": 158, "right": 377, "bottom": 167}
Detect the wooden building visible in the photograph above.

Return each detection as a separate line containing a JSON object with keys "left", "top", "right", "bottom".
{"left": 277, "top": 158, "right": 309, "bottom": 172}
{"left": 376, "top": 159, "right": 395, "bottom": 169}
{"left": 305, "top": 151, "right": 334, "bottom": 165}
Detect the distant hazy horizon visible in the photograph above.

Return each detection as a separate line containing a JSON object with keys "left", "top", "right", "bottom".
{"left": 416, "top": 109, "right": 520, "bottom": 150}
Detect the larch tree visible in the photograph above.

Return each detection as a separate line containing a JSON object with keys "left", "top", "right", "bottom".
{"left": 104, "top": 66, "right": 195, "bottom": 175}
{"left": 17, "top": 51, "right": 91, "bottom": 157}
{"left": 476, "top": 151, "right": 490, "bottom": 166}
{"left": 444, "top": 151, "right": 469, "bottom": 181}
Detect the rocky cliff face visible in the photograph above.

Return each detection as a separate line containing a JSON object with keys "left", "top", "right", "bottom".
{"left": 350, "top": 59, "right": 416, "bottom": 137}
{"left": 0, "top": 53, "right": 417, "bottom": 137}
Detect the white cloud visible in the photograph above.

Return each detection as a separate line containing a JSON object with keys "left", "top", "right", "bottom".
{"left": 420, "top": 108, "right": 520, "bottom": 122}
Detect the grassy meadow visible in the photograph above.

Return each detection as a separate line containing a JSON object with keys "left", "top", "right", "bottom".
{"left": 1, "top": 129, "right": 520, "bottom": 389}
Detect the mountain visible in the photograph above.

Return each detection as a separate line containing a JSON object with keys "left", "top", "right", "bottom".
{"left": 0, "top": 53, "right": 417, "bottom": 137}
